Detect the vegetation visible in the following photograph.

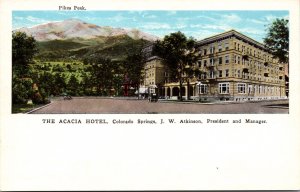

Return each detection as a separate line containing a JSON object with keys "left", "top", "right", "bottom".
{"left": 153, "top": 31, "right": 200, "bottom": 100}
{"left": 12, "top": 31, "right": 148, "bottom": 109}
{"left": 12, "top": 31, "right": 38, "bottom": 76}
{"left": 35, "top": 35, "right": 149, "bottom": 62}
{"left": 264, "top": 18, "right": 289, "bottom": 63}
{"left": 12, "top": 32, "right": 37, "bottom": 106}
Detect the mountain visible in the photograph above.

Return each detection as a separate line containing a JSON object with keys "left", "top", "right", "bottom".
{"left": 14, "top": 18, "right": 159, "bottom": 42}
{"left": 34, "top": 35, "right": 149, "bottom": 61}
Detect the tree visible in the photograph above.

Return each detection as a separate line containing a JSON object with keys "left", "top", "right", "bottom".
{"left": 67, "top": 74, "right": 80, "bottom": 96}
{"left": 12, "top": 76, "right": 33, "bottom": 104}
{"left": 12, "top": 32, "right": 38, "bottom": 105}
{"left": 264, "top": 18, "right": 289, "bottom": 64}
{"left": 36, "top": 72, "right": 55, "bottom": 97}
{"left": 85, "top": 56, "right": 115, "bottom": 96}
{"left": 53, "top": 73, "right": 67, "bottom": 95}
{"left": 123, "top": 53, "right": 144, "bottom": 98}
{"left": 153, "top": 31, "right": 200, "bottom": 100}
{"left": 12, "top": 31, "right": 38, "bottom": 76}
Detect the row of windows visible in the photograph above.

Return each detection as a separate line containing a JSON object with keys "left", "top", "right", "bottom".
{"left": 198, "top": 55, "right": 230, "bottom": 66}
{"left": 200, "top": 41, "right": 230, "bottom": 55}
{"left": 233, "top": 41, "right": 275, "bottom": 62}
{"left": 199, "top": 39, "right": 277, "bottom": 64}
{"left": 198, "top": 83, "right": 282, "bottom": 95}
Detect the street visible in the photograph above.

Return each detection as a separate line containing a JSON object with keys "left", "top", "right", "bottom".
{"left": 29, "top": 97, "right": 289, "bottom": 114}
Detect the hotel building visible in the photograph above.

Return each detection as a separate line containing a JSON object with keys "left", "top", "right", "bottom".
{"left": 141, "top": 30, "right": 287, "bottom": 102}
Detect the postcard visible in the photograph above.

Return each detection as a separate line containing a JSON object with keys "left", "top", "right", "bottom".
{"left": 1, "top": 0, "right": 300, "bottom": 190}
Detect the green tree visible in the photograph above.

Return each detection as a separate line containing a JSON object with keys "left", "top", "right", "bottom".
{"left": 12, "top": 76, "right": 33, "bottom": 104}
{"left": 67, "top": 74, "right": 80, "bottom": 96}
{"left": 37, "top": 72, "right": 55, "bottom": 97}
{"left": 264, "top": 18, "right": 289, "bottom": 63}
{"left": 153, "top": 31, "right": 200, "bottom": 100}
{"left": 80, "top": 71, "right": 93, "bottom": 96}
{"left": 123, "top": 53, "right": 144, "bottom": 97}
{"left": 53, "top": 73, "right": 67, "bottom": 95}
{"left": 85, "top": 56, "right": 115, "bottom": 96}
{"left": 12, "top": 32, "right": 38, "bottom": 76}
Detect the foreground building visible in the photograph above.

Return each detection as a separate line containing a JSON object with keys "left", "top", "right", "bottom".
{"left": 141, "top": 30, "right": 287, "bottom": 102}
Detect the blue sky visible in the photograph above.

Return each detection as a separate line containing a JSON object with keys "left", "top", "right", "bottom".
{"left": 13, "top": 11, "right": 288, "bottom": 43}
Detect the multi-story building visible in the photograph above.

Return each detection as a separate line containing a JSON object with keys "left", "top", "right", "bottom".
{"left": 142, "top": 30, "right": 287, "bottom": 102}
{"left": 140, "top": 44, "right": 166, "bottom": 96}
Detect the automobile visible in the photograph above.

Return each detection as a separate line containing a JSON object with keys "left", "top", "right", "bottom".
{"left": 61, "top": 93, "right": 72, "bottom": 100}
{"left": 148, "top": 93, "right": 158, "bottom": 102}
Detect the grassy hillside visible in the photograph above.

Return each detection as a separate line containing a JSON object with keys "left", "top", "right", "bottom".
{"left": 37, "top": 39, "right": 89, "bottom": 51}
{"left": 35, "top": 35, "right": 150, "bottom": 62}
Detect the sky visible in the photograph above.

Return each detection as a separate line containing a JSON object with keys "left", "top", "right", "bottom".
{"left": 12, "top": 10, "right": 288, "bottom": 43}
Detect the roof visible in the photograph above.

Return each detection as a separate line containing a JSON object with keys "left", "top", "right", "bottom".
{"left": 196, "top": 29, "right": 268, "bottom": 52}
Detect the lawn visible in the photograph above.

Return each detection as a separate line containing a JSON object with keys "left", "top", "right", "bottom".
{"left": 12, "top": 103, "right": 46, "bottom": 113}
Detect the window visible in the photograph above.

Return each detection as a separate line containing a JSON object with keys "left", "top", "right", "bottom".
{"left": 219, "top": 83, "right": 230, "bottom": 94}
{"left": 204, "top": 60, "right": 207, "bottom": 67}
{"left": 225, "top": 69, "right": 229, "bottom": 77}
{"left": 210, "top": 58, "right": 214, "bottom": 66}
{"left": 198, "top": 49, "right": 202, "bottom": 55}
{"left": 209, "top": 70, "right": 214, "bottom": 78}
{"left": 219, "top": 70, "right": 222, "bottom": 77}
{"left": 237, "top": 70, "right": 241, "bottom": 78}
{"left": 210, "top": 46, "right": 215, "bottom": 54}
{"left": 203, "top": 49, "right": 207, "bottom": 55}
{"left": 198, "top": 60, "right": 202, "bottom": 67}
{"left": 237, "top": 56, "right": 240, "bottom": 64}
{"left": 242, "top": 72, "right": 246, "bottom": 79}
{"left": 248, "top": 85, "right": 252, "bottom": 94}
{"left": 237, "top": 83, "right": 246, "bottom": 94}
{"left": 199, "top": 84, "right": 208, "bottom": 94}
{"left": 219, "top": 57, "right": 222, "bottom": 64}
{"left": 225, "top": 42, "right": 229, "bottom": 50}
{"left": 218, "top": 43, "right": 222, "bottom": 52}
{"left": 225, "top": 55, "right": 229, "bottom": 64}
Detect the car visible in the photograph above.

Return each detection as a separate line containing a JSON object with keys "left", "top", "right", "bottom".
{"left": 61, "top": 93, "right": 72, "bottom": 100}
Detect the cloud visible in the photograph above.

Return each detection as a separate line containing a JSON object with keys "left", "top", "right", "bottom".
{"left": 145, "top": 15, "right": 157, "bottom": 19}
{"left": 84, "top": 16, "right": 97, "bottom": 21}
{"left": 191, "top": 24, "right": 231, "bottom": 31}
{"left": 108, "top": 13, "right": 129, "bottom": 22}
{"left": 238, "top": 27, "right": 264, "bottom": 35}
{"left": 167, "top": 11, "right": 177, "bottom": 16}
{"left": 184, "top": 29, "right": 217, "bottom": 40}
{"left": 247, "top": 18, "right": 266, "bottom": 25}
{"left": 176, "top": 23, "right": 187, "bottom": 29}
{"left": 265, "top": 15, "right": 277, "bottom": 22}
{"left": 13, "top": 16, "right": 24, "bottom": 20}
{"left": 196, "top": 15, "right": 217, "bottom": 22}
{"left": 26, "top": 16, "right": 49, "bottom": 23}
{"left": 221, "top": 13, "right": 241, "bottom": 23}
{"left": 141, "top": 22, "right": 171, "bottom": 30}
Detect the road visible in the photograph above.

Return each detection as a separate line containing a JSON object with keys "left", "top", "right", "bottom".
{"left": 30, "top": 97, "right": 289, "bottom": 114}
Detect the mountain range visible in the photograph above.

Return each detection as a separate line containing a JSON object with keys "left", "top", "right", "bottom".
{"left": 14, "top": 19, "right": 159, "bottom": 61}
{"left": 14, "top": 18, "right": 159, "bottom": 42}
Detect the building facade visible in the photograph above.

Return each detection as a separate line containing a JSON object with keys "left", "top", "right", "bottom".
{"left": 142, "top": 30, "right": 287, "bottom": 102}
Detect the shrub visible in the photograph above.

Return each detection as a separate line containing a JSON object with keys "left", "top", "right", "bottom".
{"left": 12, "top": 77, "right": 33, "bottom": 104}
{"left": 31, "top": 91, "right": 44, "bottom": 104}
